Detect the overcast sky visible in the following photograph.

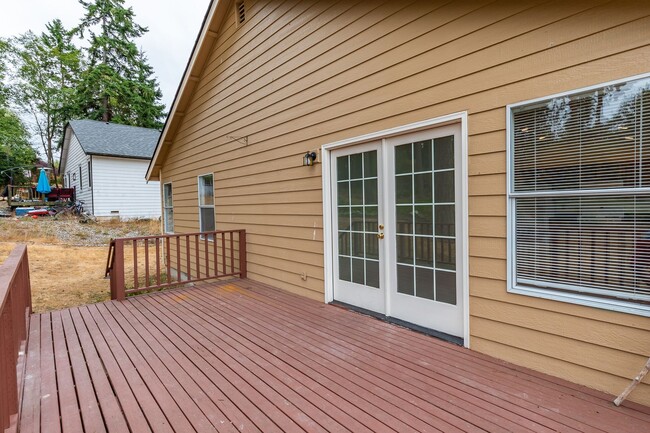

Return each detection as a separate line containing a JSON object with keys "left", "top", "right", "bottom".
{"left": 0, "top": 0, "right": 212, "bottom": 111}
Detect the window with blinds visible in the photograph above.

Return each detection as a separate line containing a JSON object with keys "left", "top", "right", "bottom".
{"left": 509, "top": 75, "right": 650, "bottom": 314}
{"left": 198, "top": 174, "right": 215, "bottom": 240}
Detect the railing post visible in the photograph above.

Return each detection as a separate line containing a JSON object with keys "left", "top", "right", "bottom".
{"left": 110, "top": 239, "right": 125, "bottom": 301}
{"left": 239, "top": 230, "right": 247, "bottom": 279}
{"left": 0, "top": 245, "right": 31, "bottom": 433}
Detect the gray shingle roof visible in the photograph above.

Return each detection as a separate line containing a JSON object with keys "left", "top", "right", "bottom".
{"left": 68, "top": 119, "right": 161, "bottom": 159}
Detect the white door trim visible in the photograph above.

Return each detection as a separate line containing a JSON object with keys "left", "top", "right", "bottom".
{"left": 321, "top": 112, "right": 470, "bottom": 348}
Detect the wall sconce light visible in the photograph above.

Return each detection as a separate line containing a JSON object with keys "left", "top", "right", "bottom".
{"left": 303, "top": 151, "right": 318, "bottom": 166}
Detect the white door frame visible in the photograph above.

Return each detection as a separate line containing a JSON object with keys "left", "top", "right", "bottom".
{"left": 321, "top": 112, "right": 470, "bottom": 348}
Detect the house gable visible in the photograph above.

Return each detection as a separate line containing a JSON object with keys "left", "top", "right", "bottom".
{"left": 60, "top": 128, "right": 94, "bottom": 214}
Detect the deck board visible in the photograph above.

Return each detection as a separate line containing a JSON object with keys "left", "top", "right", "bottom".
{"left": 19, "top": 314, "right": 40, "bottom": 433}
{"left": 19, "top": 279, "right": 650, "bottom": 433}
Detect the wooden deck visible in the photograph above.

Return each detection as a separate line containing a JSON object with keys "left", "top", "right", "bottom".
{"left": 18, "top": 279, "right": 650, "bottom": 433}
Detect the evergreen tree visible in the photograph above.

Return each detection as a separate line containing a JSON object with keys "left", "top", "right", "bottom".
{"left": 75, "top": 0, "right": 164, "bottom": 128}
{"left": 13, "top": 20, "right": 81, "bottom": 177}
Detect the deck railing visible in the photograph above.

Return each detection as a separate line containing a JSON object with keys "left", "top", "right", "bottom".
{"left": 106, "top": 230, "right": 247, "bottom": 300}
{"left": 0, "top": 245, "right": 32, "bottom": 433}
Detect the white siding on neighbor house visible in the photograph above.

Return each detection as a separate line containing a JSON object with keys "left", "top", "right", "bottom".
{"left": 64, "top": 133, "right": 93, "bottom": 214}
{"left": 92, "top": 156, "right": 160, "bottom": 219}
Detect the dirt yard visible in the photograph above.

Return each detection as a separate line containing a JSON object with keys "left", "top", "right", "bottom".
{"left": 0, "top": 214, "right": 160, "bottom": 312}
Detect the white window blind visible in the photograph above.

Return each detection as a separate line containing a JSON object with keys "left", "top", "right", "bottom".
{"left": 510, "top": 75, "right": 650, "bottom": 309}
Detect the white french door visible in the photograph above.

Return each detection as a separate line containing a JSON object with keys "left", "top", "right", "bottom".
{"left": 329, "top": 123, "right": 464, "bottom": 339}
{"left": 331, "top": 141, "right": 385, "bottom": 313}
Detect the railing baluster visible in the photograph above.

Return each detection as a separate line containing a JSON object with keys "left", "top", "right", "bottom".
{"left": 144, "top": 240, "right": 150, "bottom": 289}
{"left": 213, "top": 232, "right": 218, "bottom": 277}
{"left": 176, "top": 236, "right": 181, "bottom": 282}
{"left": 195, "top": 234, "right": 200, "bottom": 280}
{"left": 186, "top": 235, "right": 191, "bottom": 281}
{"left": 155, "top": 238, "right": 161, "bottom": 288}
{"left": 221, "top": 233, "right": 226, "bottom": 276}
{"left": 230, "top": 231, "right": 234, "bottom": 275}
{"left": 165, "top": 236, "right": 171, "bottom": 285}
{"left": 133, "top": 239, "right": 138, "bottom": 291}
{"left": 239, "top": 230, "right": 247, "bottom": 279}
{"left": 204, "top": 235, "right": 210, "bottom": 278}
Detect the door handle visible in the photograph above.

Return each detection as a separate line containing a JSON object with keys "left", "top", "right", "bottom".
{"left": 377, "top": 232, "right": 384, "bottom": 239}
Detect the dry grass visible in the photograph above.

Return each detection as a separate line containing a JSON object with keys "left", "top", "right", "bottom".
{"left": 1, "top": 242, "right": 112, "bottom": 312}
{"left": 0, "top": 243, "right": 14, "bottom": 264}
{"left": 0, "top": 213, "right": 160, "bottom": 312}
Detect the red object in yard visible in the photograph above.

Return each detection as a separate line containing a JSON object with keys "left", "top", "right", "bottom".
{"left": 46, "top": 187, "right": 75, "bottom": 202}
{"left": 27, "top": 209, "right": 49, "bottom": 216}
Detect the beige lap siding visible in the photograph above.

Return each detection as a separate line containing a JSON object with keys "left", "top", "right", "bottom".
{"left": 159, "top": 0, "right": 650, "bottom": 405}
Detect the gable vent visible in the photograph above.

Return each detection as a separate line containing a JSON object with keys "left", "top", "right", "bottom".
{"left": 236, "top": 0, "right": 246, "bottom": 25}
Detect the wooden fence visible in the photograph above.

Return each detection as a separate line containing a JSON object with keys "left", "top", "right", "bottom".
{"left": 0, "top": 245, "right": 32, "bottom": 433}
{"left": 106, "top": 230, "right": 247, "bottom": 300}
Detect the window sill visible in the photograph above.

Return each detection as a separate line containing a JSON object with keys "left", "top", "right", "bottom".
{"left": 507, "top": 284, "right": 650, "bottom": 318}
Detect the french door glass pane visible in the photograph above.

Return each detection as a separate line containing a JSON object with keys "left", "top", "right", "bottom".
{"left": 397, "top": 265, "right": 414, "bottom": 295}
{"left": 394, "top": 136, "right": 457, "bottom": 303}
{"left": 435, "top": 205, "right": 455, "bottom": 236}
{"left": 414, "top": 140, "right": 432, "bottom": 172}
{"left": 434, "top": 136, "right": 454, "bottom": 170}
{"left": 436, "top": 270, "right": 456, "bottom": 304}
{"left": 337, "top": 150, "right": 380, "bottom": 288}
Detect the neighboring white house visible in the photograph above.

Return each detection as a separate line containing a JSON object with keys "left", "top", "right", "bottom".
{"left": 60, "top": 119, "right": 161, "bottom": 219}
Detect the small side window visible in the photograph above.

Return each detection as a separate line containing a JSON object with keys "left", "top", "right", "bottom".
{"left": 87, "top": 160, "right": 92, "bottom": 188}
{"left": 198, "top": 174, "right": 215, "bottom": 239}
{"left": 163, "top": 183, "right": 174, "bottom": 233}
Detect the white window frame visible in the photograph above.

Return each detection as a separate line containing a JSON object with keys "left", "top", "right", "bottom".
{"left": 163, "top": 182, "right": 174, "bottom": 234}
{"left": 197, "top": 173, "right": 215, "bottom": 239}
{"left": 506, "top": 71, "right": 650, "bottom": 317}
{"left": 87, "top": 159, "right": 92, "bottom": 189}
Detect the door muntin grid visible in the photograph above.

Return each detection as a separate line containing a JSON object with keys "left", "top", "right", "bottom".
{"left": 337, "top": 150, "right": 380, "bottom": 288}
{"left": 394, "top": 136, "right": 457, "bottom": 304}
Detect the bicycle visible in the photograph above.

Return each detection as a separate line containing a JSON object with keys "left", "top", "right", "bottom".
{"left": 48, "top": 200, "right": 87, "bottom": 220}
{"left": 72, "top": 200, "right": 84, "bottom": 216}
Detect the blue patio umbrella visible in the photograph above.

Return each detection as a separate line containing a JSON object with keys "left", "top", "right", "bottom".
{"left": 36, "top": 169, "right": 51, "bottom": 195}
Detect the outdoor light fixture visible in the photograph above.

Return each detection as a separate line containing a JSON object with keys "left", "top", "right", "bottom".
{"left": 303, "top": 151, "right": 318, "bottom": 166}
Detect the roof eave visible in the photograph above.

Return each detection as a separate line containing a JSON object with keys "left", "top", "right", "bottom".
{"left": 146, "top": 0, "right": 230, "bottom": 181}
{"left": 87, "top": 152, "right": 153, "bottom": 160}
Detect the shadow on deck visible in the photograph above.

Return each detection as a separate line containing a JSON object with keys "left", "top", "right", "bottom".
{"left": 19, "top": 279, "right": 650, "bottom": 433}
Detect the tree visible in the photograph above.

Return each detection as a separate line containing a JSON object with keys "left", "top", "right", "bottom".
{"left": 0, "top": 38, "right": 37, "bottom": 189}
{"left": 0, "top": 107, "right": 37, "bottom": 187}
{"left": 74, "top": 0, "right": 165, "bottom": 128}
{"left": 12, "top": 20, "right": 81, "bottom": 179}
{"left": 0, "top": 38, "right": 10, "bottom": 106}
